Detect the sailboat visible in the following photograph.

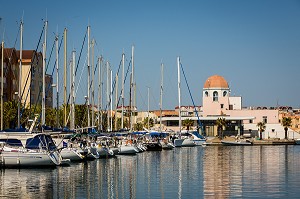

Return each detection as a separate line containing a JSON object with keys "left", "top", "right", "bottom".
{"left": 173, "top": 57, "right": 185, "bottom": 147}
{"left": 116, "top": 46, "right": 139, "bottom": 155}
{"left": 157, "top": 62, "right": 174, "bottom": 150}
{"left": 0, "top": 117, "right": 62, "bottom": 167}
{"left": 0, "top": 20, "right": 63, "bottom": 168}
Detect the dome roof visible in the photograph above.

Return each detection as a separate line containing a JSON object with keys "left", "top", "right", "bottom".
{"left": 203, "top": 75, "right": 229, "bottom": 89}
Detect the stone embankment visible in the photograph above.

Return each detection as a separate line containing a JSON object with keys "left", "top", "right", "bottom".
{"left": 204, "top": 136, "right": 296, "bottom": 145}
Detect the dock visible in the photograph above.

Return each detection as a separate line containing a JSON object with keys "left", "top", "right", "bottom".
{"left": 204, "top": 137, "right": 297, "bottom": 146}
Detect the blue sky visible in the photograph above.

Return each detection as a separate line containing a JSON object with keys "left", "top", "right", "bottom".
{"left": 1, "top": 0, "right": 300, "bottom": 111}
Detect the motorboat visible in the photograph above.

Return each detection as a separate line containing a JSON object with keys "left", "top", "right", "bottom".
{"left": 181, "top": 138, "right": 196, "bottom": 147}
{"left": 295, "top": 138, "right": 300, "bottom": 145}
{"left": 221, "top": 139, "right": 253, "bottom": 146}
{"left": 190, "top": 131, "right": 206, "bottom": 146}
{"left": 0, "top": 133, "right": 62, "bottom": 168}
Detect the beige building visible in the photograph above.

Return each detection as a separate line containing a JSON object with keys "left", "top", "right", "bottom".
{"left": 17, "top": 50, "right": 53, "bottom": 108}
{"left": 0, "top": 48, "right": 54, "bottom": 108}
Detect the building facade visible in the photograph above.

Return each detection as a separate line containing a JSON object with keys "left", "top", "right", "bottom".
{"left": 1, "top": 48, "right": 19, "bottom": 102}
{"left": 154, "top": 74, "right": 300, "bottom": 139}
{"left": 0, "top": 48, "right": 53, "bottom": 108}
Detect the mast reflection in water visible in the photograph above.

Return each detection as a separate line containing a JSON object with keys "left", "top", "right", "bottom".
{"left": 1, "top": 146, "right": 300, "bottom": 198}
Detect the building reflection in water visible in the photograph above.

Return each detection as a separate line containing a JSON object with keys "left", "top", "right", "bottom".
{"left": 202, "top": 145, "right": 295, "bottom": 198}
{"left": 0, "top": 146, "right": 299, "bottom": 198}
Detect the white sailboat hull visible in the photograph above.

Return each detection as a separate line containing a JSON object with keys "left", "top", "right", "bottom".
{"left": 60, "top": 148, "right": 84, "bottom": 161}
{"left": 118, "top": 145, "right": 138, "bottom": 155}
{"left": 0, "top": 150, "right": 60, "bottom": 167}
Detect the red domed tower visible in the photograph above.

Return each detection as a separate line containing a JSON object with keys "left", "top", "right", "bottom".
{"left": 202, "top": 75, "right": 231, "bottom": 116}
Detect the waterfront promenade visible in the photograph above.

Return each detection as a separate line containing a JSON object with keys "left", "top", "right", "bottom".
{"left": 205, "top": 136, "right": 297, "bottom": 145}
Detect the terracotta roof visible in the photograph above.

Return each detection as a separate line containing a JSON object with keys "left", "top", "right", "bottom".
{"left": 16, "top": 50, "right": 36, "bottom": 60}
{"left": 204, "top": 75, "right": 229, "bottom": 89}
{"left": 153, "top": 110, "right": 178, "bottom": 117}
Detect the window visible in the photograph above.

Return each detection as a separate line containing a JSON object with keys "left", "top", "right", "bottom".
{"left": 213, "top": 91, "right": 218, "bottom": 101}
{"left": 205, "top": 91, "right": 208, "bottom": 97}
{"left": 221, "top": 104, "right": 224, "bottom": 109}
{"left": 263, "top": 116, "right": 267, "bottom": 123}
{"left": 223, "top": 91, "right": 227, "bottom": 97}
{"left": 249, "top": 119, "right": 253, "bottom": 123}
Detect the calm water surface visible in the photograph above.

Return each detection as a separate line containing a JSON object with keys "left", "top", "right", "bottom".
{"left": 1, "top": 145, "right": 300, "bottom": 199}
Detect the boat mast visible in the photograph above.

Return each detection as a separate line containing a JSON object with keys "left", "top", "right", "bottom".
{"left": 91, "top": 39, "right": 95, "bottom": 128}
{"left": 42, "top": 20, "right": 48, "bottom": 127}
{"left": 177, "top": 56, "right": 181, "bottom": 134}
{"left": 55, "top": 33, "right": 59, "bottom": 128}
{"left": 70, "top": 50, "right": 75, "bottom": 130}
{"left": 114, "top": 73, "right": 118, "bottom": 131}
{"left": 63, "top": 28, "right": 67, "bottom": 127}
{"left": 17, "top": 20, "right": 23, "bottom": 129}
{"left": 147, "top": 87, "right": 150, "bottom": 130}
{"left": 160, "top": 62, "right": 164, "bottom": 133}
{"left": 100, "top": 57, "right": 103, "bottom": 132}
{"left": 97, "top": 56, "right": 101, "bottom": 132}
{"left": 106, "top": 61, "right": 110, "bottom": 132}
{"left": 130, "top": 45, "right": 134, "bottom": 132}
{"left": 110, "top": 69, "right": 113, "bottom": 131}
{"left": 87, "top": 25, "right": 91, "bottom": 128}
{"left": 1, "top": 41, "right": 3, "bottom": 130}
{"left": 121, "top": 52, "right": 125, "bottom": 129}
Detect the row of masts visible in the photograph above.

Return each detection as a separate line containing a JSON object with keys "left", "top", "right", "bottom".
{"left": 0, "top": 19, "right": 184, "bottom": 134}
{"left": 0, "top": 20, "right": 137, "bottom": 132}
{"left": 66, "top": 26, "right": 136, "bottom": 132}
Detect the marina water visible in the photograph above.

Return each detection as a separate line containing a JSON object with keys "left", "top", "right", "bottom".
{"left": 1, "top": 145, "right": 300, "bottom": 198}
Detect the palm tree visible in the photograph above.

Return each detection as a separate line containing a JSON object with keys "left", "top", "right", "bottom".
{"left": 216, "top": 117, "right": 226, "bottom": 138}
{"left": 182, "top": 119, "right": 194, "bottom": 132}
{"left": 257, "top": 121, "right": 266, "bottom": 140}
{"left": 282, "top": 117, "right": 292, "bottom": 140}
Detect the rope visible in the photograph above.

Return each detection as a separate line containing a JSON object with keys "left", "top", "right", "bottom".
{"left": 180, "top": 62, "right": 203, "bottom": 133}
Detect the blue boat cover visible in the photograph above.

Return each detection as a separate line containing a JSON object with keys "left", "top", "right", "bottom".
{"left": 25, "top": 134, "right": 57, "bottom": 151}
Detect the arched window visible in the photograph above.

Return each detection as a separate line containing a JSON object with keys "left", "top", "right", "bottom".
{"left": 205, "top": 91, "right": 208, "bottom": 97}
{"left": 213, "top": 91, "right": 218, "bottom": 101}
{"left": 223, "top": 91, "right": 227, "bottom": 97}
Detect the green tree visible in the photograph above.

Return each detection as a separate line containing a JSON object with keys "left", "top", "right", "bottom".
{"left": 45, "top": 107, "right": 56, "bottom": 127}
{"left": 75, "top": 104, "right": 87, "bottom": 128}
{"left": 134, "top": 122, "right": 143, "bottom": 131}
{"left": 182, "top": 119, "right": 194, "bottom": 132}
{"left": 257, "top": 121, "right": 266, "bottom": 140}
{"left": 3, "top": 100, "right": 18, "bottom": 129}
{"left": 216, "top": 117, "right": 226, "bottom": 138}
{"left": 282, "top": 117, "right": 292, "bottom": 140}
{"left": 143, "top": 117, "right": 154, "bottom": 129}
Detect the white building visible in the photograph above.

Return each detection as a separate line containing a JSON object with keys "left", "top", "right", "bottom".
{"left": 158, "top": 75, "right": 300, "bottom": 139}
